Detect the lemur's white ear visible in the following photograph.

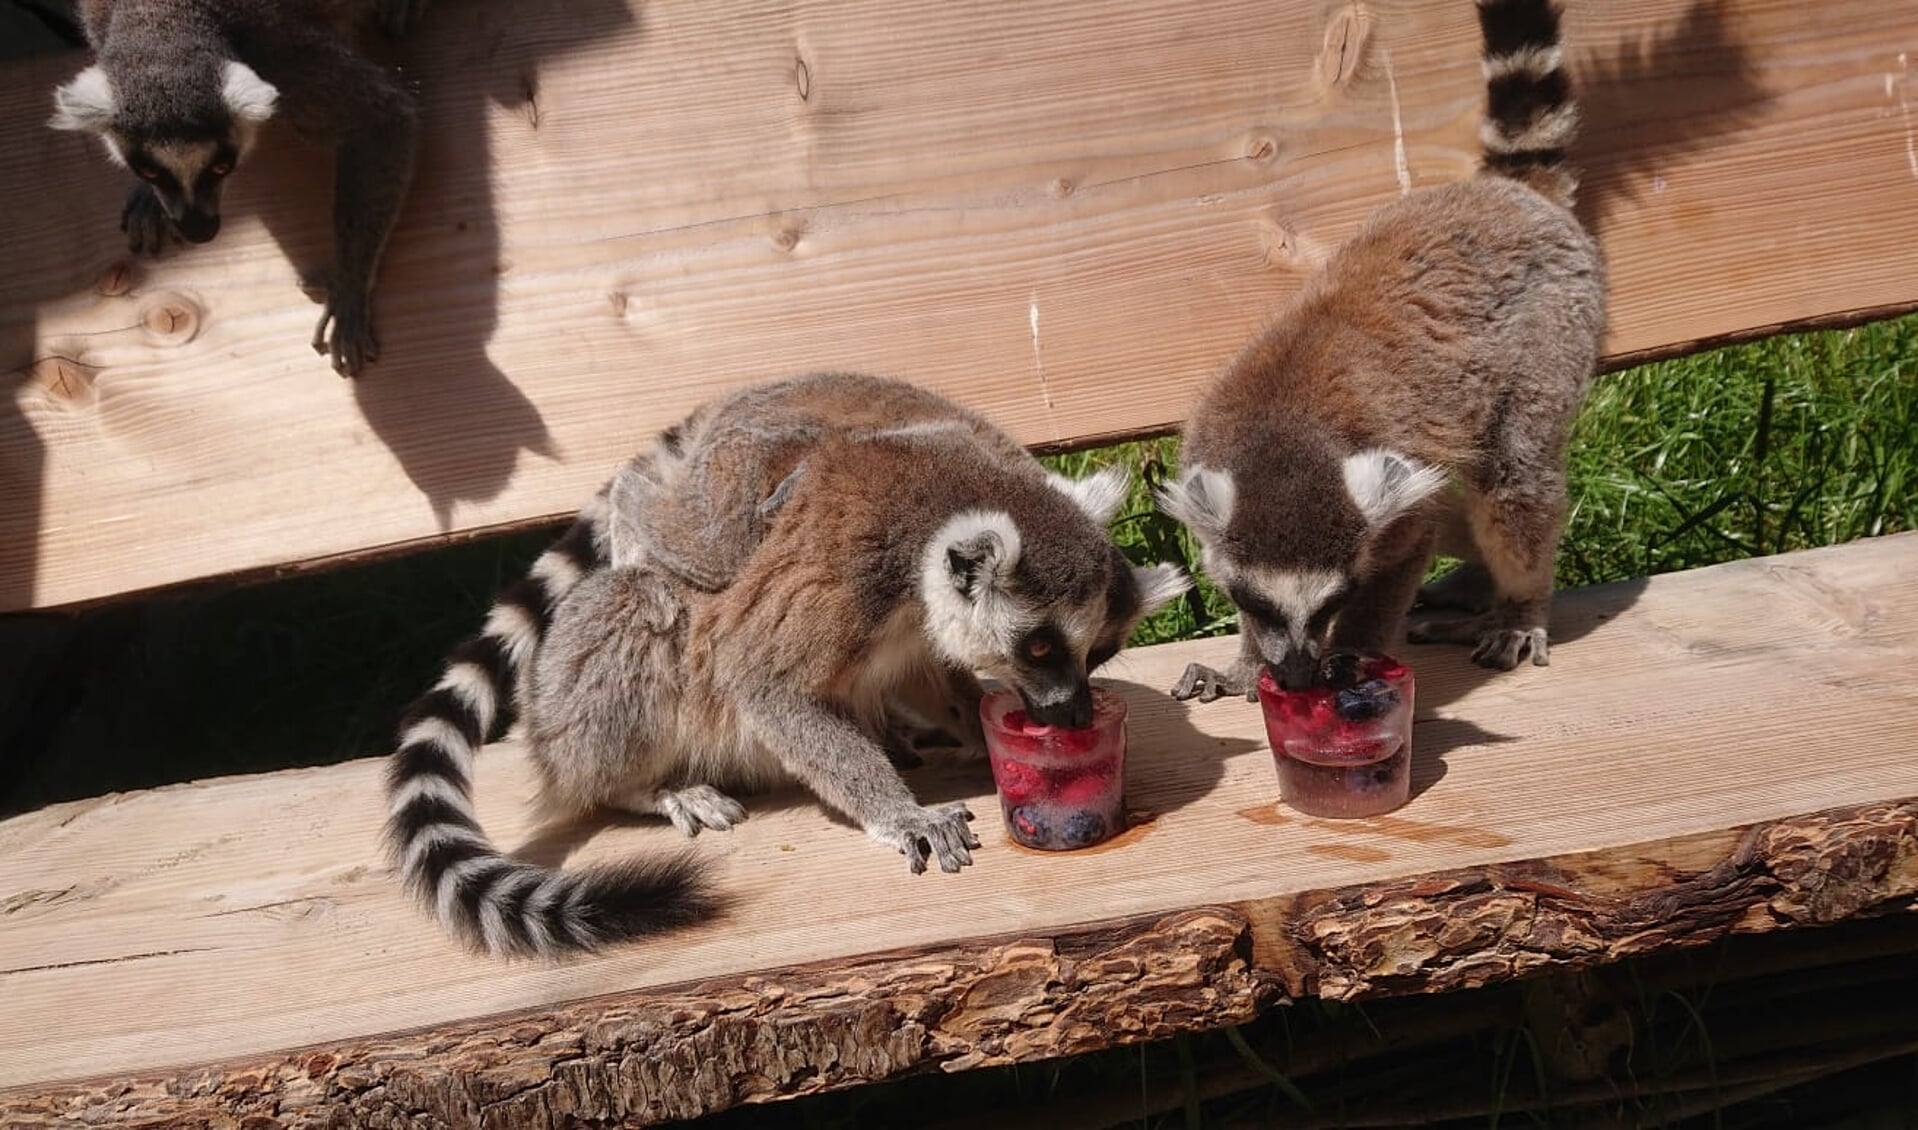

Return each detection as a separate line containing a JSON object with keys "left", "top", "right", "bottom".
{"left": 938, "top": 511, "right": 1022, "bottom": 601}
{"left": 1131, "top": 563, "right": 1192, "bottom": 617}
{"left": 1341, "top": 449, "right": 1446, "bottom": 527}
{"left": 1047, "top": 465, "right": 1130, "bottom": 526}
{"left": 1155, "top": 465, "right": 1236, "bottom": 540}
{"left": 50, "top": 66, "right": 116, "bottom": 132}
{"left": 221, "top": 60, "right": 279, "bottom": 124}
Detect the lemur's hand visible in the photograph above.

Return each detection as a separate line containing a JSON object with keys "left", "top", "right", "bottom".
{"left": 870, "top": 801, "right": 979, "bottom": 874}
{"left": 120, "top": 183, "right": 171, "bottom": 256}
{"left": 1171, "top": 661, "right": 1256, "bottom": 703}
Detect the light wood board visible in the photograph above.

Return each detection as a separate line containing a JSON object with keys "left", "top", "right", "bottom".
{"left": 4, "top": 0, "right": 1918, "bottom": 610}
{"left": 2, "top": 533, "right": 1914, "bottom": 1107}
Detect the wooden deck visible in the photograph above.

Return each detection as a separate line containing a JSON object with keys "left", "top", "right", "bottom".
{"left": 5, "top": 0, "right": 1918, "bottom": 611}
{"left": 4, "top": 533, "right": 1914, "bottom": 1124}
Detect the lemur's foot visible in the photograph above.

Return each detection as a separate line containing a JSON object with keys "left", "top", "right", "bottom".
{"left": 656, "top": 785, "right": 748, "bottom": 837}
{"left": 1407, "top": 611, "right": 1550, "bottom": 670}
{"left": 869, "top": 801, "right": 979, "bottom": 875}
{"left": 1473, "top": 626, "right": 1550, "bottom": 670}
{"left": 120, "top": 184, "right": 171, "bottom": 256}
{"left": 1171, "top": 662, "right": 1255, "bottom": 703}
{"left": 312, "top": 287, "right": 378, "bottom": 376}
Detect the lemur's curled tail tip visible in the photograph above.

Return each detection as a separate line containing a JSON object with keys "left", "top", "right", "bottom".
{"left": 384, "top": 490, "right": 720, "bottom": 959}
{"left": 1475, "top": 0, "right": 1580, "bottom": 208}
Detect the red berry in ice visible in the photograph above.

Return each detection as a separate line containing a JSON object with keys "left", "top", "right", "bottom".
{"left": 994, "top": 759, "right": 1045, "bottom": 804}
{"left": 1055, "top": 771, "right": 1111, "bottom": 806}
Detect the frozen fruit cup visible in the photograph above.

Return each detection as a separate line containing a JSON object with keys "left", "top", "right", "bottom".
{"left": 1256, "top": 654, "right": 1414, "bottom": 819}
{"left": 979, "top": 687, "right": 1128, "bottom": 851}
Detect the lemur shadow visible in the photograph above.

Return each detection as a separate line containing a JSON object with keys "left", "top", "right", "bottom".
{"left": 0, "top": 8, "right": 137, "bottom": 795}
{"left": 1570, "top": 0, "right": 1768, "bottom": 257}
{"left": 247, "top": 0, "right": 639, "bottom": 525}
{"left": 1401, "top": 572, "right": 1653, "bottom": 798}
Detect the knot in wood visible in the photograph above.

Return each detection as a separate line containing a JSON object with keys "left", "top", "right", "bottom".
{"left": 142, "top": 299, "right": 201, "bottom": 344}
{"left": 1318, "top": 5, "right": 1374, "bottom": 90}
{"left": 30, "top": 356, "right": 98, "bottom": 410}
{"left": 97, "top": 262, "right": 135, "bottom": 297}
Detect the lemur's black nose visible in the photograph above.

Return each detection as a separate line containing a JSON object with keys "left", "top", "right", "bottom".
{"left": 1023, "top": 685, "right": 1094, "bottom": 730}
{"left": 1272, "top": 652, "right": 1320, "bottom": 691}
{"left": 176, "top": 212, "right": 220, "bottom": 243}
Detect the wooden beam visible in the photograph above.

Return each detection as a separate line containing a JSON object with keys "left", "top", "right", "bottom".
{"left": 3, "top": 0, "right": 1916, "bottom": 610}
{"left": 2, "top": 533, "right": 1915, "bottom": 1122}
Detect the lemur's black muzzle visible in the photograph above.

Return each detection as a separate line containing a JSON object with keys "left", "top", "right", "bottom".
{"left": 1270, "top": 650, "right": 1321, "bottom": 692}
{"left": 1020, "top": 681, "right": 1095, "bottom": 729}
{"left": 175, "top": 210, "right": 221, "bottom": 243}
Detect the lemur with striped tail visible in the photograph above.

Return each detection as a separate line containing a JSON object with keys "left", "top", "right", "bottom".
{"left": 1159, "top": 0, "right": 1606, "bottom": 700}
{"left": 384, "top": 373, "right": 1189, "bottom": 957}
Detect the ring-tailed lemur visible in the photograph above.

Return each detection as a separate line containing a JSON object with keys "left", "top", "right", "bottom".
{"left": 49, "top": 0, "right": 423, "bottom": 376}
{"left": 385, "top": 373, "right": 1189, "bottom": 957}
{"left": 1159, "top": 0, "right": 1606, "bottom": 700}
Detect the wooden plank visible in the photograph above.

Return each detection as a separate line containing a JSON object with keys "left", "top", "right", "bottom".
{"left": 2, "top": 533, "right": 1914, "bottom": 1122}
{"left": 4, "top": 0, "right": 1917, "bottom": 611}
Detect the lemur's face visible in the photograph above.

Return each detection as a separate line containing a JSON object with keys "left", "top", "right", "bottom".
{"left": 51, "top": 60, "right": 278, "bottom": 245}
{"left": 113, "top": 136, "right": 241, "bottom": 243}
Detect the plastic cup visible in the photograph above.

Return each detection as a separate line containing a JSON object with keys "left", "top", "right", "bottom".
{"left": 979, "top": 687, "right": 1127, "bottom": 850}
{"left": 1256, "top": 655, "right": 1414, "bottom": 818}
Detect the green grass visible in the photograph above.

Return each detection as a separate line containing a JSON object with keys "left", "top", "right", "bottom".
{"left": 1560, "top": 317, "right": 1917, "bottom": 586}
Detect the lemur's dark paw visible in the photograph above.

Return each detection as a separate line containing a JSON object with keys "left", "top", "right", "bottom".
{"left": 312, "top": 290, "right": 379, "bottom": 377}
{"left": 1171, "top": 662, "right": 1251, "bottom": 704}
{"left": 120, "top": 185, "right": 171, "bottom": 256}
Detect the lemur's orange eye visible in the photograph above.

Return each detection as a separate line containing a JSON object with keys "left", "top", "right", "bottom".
{"left": 136, "top": 167, "right": 160, "bottom": 182}
{"left": 209, "top": 161, "right": 232, "bottom": 177}
{"left": 1026, "top": 639, "right": 1053, "bottom": 660}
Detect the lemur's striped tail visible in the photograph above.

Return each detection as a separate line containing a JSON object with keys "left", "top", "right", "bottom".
{"left": 383, "top": 491, "right": 714, "bottom": 957}
{"left": 1475, "top": 0, "right": 1579, "bottom": 208}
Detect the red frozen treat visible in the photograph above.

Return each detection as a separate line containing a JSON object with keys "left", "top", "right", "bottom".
{"left": 1256, "top": 654, "right": 1414, "bottom": 818}
{"left": 981, "top": 688, "right": 1127, "bottom": 850}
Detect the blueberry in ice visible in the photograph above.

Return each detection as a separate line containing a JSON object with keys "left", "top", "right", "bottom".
{"left": 1334, "top": 678, "right": 1401, "bottom": 722}
{"left": 1060, "top": 810, "right": 1108, "bottom": 848}
{"left": 1010, "top": 805, "right": 1054, "bottom": 846}
{"left": 1321, "top": 650, "right": 1366, "bottom": 689}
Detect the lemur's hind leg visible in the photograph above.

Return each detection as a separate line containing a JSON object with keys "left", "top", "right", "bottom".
{"left": 611, "top": 783, "right": 748, "bottom": 838}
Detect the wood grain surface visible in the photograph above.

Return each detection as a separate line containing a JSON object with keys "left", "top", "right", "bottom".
{"left": 3, "top": 0, "right": 1916, "bottom": 610}
{"left": 2, "top": 533, "right": 1914, "bottom": 1120}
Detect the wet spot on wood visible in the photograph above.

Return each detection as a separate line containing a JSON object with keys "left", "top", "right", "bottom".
{"left": 1236, "top": 804, "right": 1290, "bottom": 826}
{"left": 1305, "top": 842, "right": 1392, "bottom": 863}
{"left": 1307, "top": 815, "right": 1511, "bottom": 848}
